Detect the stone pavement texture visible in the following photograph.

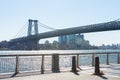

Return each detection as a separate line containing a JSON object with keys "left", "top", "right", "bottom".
{"left": 0, "top": 72, "right": 120, "bottom": 80}
{"left": 1, "top": 64, "right": 120, "bottom": 80}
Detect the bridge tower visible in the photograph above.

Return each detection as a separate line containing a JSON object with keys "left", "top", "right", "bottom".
{"left": 28, "top": 19, "right": 39, "bottom": 36}
{"left": 27, "top": 19, "right": 39, "bottom": 50}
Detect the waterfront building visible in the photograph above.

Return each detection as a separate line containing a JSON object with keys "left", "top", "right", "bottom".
{"left": 76, "top": 34, "right": 90, "bottom": 49}
{"left": 58, "top": 34, "right": 90, "bottom": 49}
{"left": 58, "top": 35, "right": 68, "bottom": 49}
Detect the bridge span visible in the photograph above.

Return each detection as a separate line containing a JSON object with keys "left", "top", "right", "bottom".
{"left": 9, "top": 20, "right": 120, "bottom": 50}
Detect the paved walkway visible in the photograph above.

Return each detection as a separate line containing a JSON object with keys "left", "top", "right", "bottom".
{"left": 0, "top": 64, "right": 120, "bottom": 80}
{"left": 1, "top": 72, "right": 120, "bottom": 80}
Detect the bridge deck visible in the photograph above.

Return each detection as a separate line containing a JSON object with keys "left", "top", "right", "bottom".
{"left": 10, "top": 20, "right": 120, "bottom": 42}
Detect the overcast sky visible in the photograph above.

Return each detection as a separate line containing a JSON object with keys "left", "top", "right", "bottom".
{"left": 0, "top": 0, "right": 120, "bottom": 46}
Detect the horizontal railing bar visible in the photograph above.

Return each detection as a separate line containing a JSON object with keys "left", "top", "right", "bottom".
{"left": 0, "top": 52, "right": 119, "bottom": 57}
{"left": 0, "top": 50, "right": 120, "bottom": 54}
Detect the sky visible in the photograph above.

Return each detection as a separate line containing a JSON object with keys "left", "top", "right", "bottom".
{"left": 0, "top": 0, "right": 120, "bottom": 46}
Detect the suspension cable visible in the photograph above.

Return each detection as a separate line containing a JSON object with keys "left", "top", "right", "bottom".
{"left": 14, "top": 21, "right": 28, "bottom": 38}
{"left": 38, "top": 21, "right": 57, "bottom": 30}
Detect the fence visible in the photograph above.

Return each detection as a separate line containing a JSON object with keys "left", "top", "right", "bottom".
{"left": 0, "top": 50, "right": 120, "bottom": 74}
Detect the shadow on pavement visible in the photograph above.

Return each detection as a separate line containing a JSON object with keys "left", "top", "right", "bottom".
{"left": 97, "top": 75, "right": 108, "bottom": 79}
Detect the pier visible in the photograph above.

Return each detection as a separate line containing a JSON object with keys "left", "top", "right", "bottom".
{"left": 0, "top": 50, "right": 120, "bottom": 80}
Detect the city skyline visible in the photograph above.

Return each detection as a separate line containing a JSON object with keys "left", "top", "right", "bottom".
{"left": 0, "top": 0, "right": 120, "bottom": 46}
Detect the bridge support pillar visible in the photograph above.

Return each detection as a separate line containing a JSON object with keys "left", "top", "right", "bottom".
{"left": 28, "top": 19, "right": 33, "bottom": 36}
{"left": 26, "top": 19, "right": 39, "bottom": 50}
{"left": 26, "top": 40, "right": 39, "bottom": 50}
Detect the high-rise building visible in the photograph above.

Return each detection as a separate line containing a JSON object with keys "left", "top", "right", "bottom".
{"left": 58, "top": 36, "right": 67, "bottom": 44}
{"left": 58, "top": 34, "right": 90, "bottom": 49}
{"left": 58, "top": 35, "right": 68, "bottom": 49}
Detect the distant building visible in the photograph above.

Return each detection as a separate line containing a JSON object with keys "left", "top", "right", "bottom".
{"left": 58, "top": 35, "right": 68, "bottom": 49}
{"left": 58, "top": 36, "right": 67, "bottom": 44}
{"left": 98, "top": 44, "right": 120, "bottom": 49}
{"left": 76, "top": 34, "right": 90, "bottom": 49}
{"left": 58, "top": 34, "right": 90, "bottom": 49}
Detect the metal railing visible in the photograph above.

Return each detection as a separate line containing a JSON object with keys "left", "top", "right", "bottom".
{"left": 0, "top": 50, "right": 120, "bottom": 74}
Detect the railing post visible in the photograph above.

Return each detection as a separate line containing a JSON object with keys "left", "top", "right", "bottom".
{"left": 93, "top": 57, "right": 104, "bottom": 75}
{"left": 77, "top": 54, "right": 80, "bottom": 67}
{"left": 52, "top": 54, "right": 60, "bottom": 73}
{"left": 92, "top": 53, "right": 95, "bottom": 66}
{"left": 117, "top": 53, "right": 120, "bottom": 64}
{"left": 15, "top": 55, "right": 19, "bottom": 74}
{"left": 41, "top": 55, "right": 44, "bottom": 74}
{"left": 106, "top": 53, "right": 109, "bottom": 65}
{"left": 94, "top": 57, "right": 100, "bottom": 75}
{"left": 71, "top": 56, "right": 77, "bottom": 72}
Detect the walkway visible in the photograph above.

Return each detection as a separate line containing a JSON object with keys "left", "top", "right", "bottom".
{"left": 0, "top": 72, "right": 120, "bottom": 80}
{"left": 1, "top": 64, "right": 120, "bottom": 80}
